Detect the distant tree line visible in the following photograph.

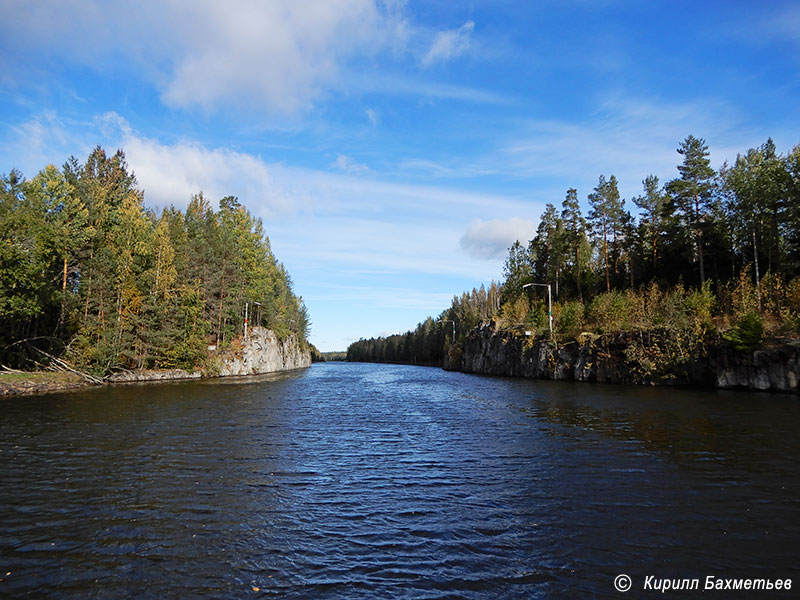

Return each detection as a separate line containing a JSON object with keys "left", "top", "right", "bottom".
{"left": 348, "top": 135, "right": 800, "bottom": 364}
{"left": 347, "top": 283, "right": 501, "bottom": 363}
{"left": 1, "top": 147, "right": 309, "bottom": 374}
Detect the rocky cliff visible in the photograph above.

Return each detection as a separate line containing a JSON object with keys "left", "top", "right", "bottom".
{"left": 106, "top": 327, "right": 311, "bottom": 384}
{"left": 218, "top": 326, "right": 311, "bottom": 376}
{"left": 451, "top": 322, "right": 800, "bottom": 393}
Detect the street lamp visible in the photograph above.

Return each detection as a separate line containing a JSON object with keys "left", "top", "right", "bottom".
{"left": 440, "top": 319, "right": 456, "bottom": 343}
{"left": 522, "top": 283, "right": 553, "bottom": 337}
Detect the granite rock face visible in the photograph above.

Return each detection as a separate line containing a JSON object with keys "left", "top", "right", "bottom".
{"left": 218, "top": 326, "right": 311, "bottom": 376}
{"left": 712, "top": 342, "right": 800, "bottom": 392}
{"left": 456, "top": 322, "right": 800, "bottom": 393}
{"left": 458, "top": 323, "right": 635, "bottom": 384}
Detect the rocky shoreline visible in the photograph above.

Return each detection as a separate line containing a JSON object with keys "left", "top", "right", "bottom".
{"left": 0, "top": 372, "right": 89, "bottom": 397}
{"left": 1, "top": 327, "right": 312, "bottom": 398}
{"left": 446, "top": 322, "right": 800, "bottom": 393}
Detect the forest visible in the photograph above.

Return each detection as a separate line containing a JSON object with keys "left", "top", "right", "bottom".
{"left": 348, "top": 135, "right": 800, "bottom": 365}
{"left": 0, "top": 147, "right": 309, "bottom": 374}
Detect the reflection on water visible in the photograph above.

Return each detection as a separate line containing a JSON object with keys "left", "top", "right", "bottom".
{"left": 1, "top": 364, "right": 798, "bottom": 598}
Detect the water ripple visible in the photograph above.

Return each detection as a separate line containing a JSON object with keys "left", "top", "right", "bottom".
{"left": 1, "top": 363, "right": 799, "bottom": 598}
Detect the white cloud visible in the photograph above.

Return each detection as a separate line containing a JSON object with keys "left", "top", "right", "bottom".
{"left": 0, "top": 3, "right": 501, "bottom": 113}
{"left": 357, "top": 72, "right": 509, "bottom": 104}
{"left": 726, "top": 4, "right": 800, "bottom": 52}
{"left": 312, "top": 284, "right": 454, "bottom": 311}
{"left": 491, "top": 95, "right": 758, "bottom": 203}
{"left": 49, "top": 112, "right": 301, "bottom": 215}
{"left": 459, "top": 217, "right": 537, "bottom": 260}
{"left": 161, "top": 0, "right": 391, "bottom": 113}
{"left": 422, "top": 20, "right": 475, "bottom": 67}
{"left": 0, "top": 0, "right": 407, "bottom": 115}
{"left": 7, "top": 112, "right": 76, "bottom": 169}
{"left": 397, "top": 158, "right": 459, "bottom": 177}
{"left": 127, "top": 139, "right": 298, "bottom": 215}
{"left": 366, "top": 107, "right": 380, "bottom": 125}
{"left": 332, "top": 153, "right": 369, "bottom": 174}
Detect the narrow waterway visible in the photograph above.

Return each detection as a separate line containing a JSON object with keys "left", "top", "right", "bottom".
{"left": 1, "top": 363, "right": 798, "bottom": 598}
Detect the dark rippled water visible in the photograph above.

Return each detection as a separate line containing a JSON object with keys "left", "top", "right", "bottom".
{"left": 1, "top": 363, "right": 799, "bottom": 598}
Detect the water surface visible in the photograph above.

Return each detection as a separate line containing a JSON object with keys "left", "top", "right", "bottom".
{"left": 1, "top": 363, "right": 798, "bottom": 598}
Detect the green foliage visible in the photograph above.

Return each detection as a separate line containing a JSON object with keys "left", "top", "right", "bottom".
{"left": 623, "top": 330, "right": 694, "bottom": 382}
{"left": 1, "top": 148, "right": 308, "bottom": 373}
{"left": 664, "top": 135, "right": 717, "bottom": 285}
{"left": 632, "top": 175, "right": 666, "bottom": 274}
{"left": 724, "top": 266, "right": 761, "bottom": 317}
{"left": 684, "top": 281, "right": 715, "bottom": 335}
{"left": 554, "top": 300, "right": 584, "bottom": 338}
{"left": 347, "top": 283, "right": 501, "bottom": 364}
{"left": 349, "top": 134, "right": 800, "bottom": 373}
{"left": 529, "top": 202, "right": 567, "bottom": 291}
{"left": 498, "top": 295, "right": 531, "bottom": 328}
{"left": 722, "top": 312, "right": 764, "bottom": 351}
{"left": 560, "top": 188, "right": 590, "bottom": 298}
{"left": 317, "top": 350, "right": 347, "bottom": 362}
{"left": 587, "top": 292, "right": 628, "bottom": 333}
{"left": 782, "top": 277, "right": 800, "bottom": 333}
{"left": 588, "top": 174, "right": 627, "bottom": 292}
{"left": 501, "top": 240, "right": 531, "bottom": 304}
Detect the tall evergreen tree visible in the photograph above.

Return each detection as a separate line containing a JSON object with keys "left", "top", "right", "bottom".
{"left": 588, "top": 174, "right": 622, "bottom": 292}
{"left": 721, "top": 139, "right": 791, "bottom": 305}
{"left": 561, "top": 188, "right": 589, "bottom": 299}
{"left": 530, "top": 203, "right": 566, "bottom": 295}
{"left": 785, "top": 144, "right": 800, "bottom": 276}
{"left": 666, "top": 135, "right": 716, "bottom": 285}
{"left": 632, "top": 175, "right": 666, "bottom": 274}
{"left": 501, "top": 240, "right": 532, "bottom": 303}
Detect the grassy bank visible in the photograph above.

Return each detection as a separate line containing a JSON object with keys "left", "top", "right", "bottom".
{"left": 0, "top": 371, "right": 88, "bottom": 397}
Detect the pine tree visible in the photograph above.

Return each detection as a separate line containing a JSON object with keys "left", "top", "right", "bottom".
{"left": 721, "top": 139, "right": 791, "bottom": 307}
{"left": 666, "top": 135, "right": 716, "bottom": 285}
{"left": 632, "top": 175, "right": 666, "bottom": 273}
{"left": 561, "top": 188, "right": 589, "bottom": 300}
{"left": 0, "top": 169, "right": 61, "bottom": 363}
{"left": 1, "top": 147, "right": 310, "bottom": 371}
{"left": 501, "top": 240, "right": 532, "bottom": 303}
{"left": 588, "top": 174, "right": 622, "bottom": 292}
{"left": 785, "top": 144, "right": 800, "bottom": 276}
{"left": 530, "top": 203, "right": 566, "bottom": 296}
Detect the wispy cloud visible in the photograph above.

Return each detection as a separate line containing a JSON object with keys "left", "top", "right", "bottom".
{"left": 0, "top": 2, "right": 505, "bottom": 116}
{"left": 460, "top": 217, "right": 537, "bottom": 260}
{"left": 0, "top": 0, "right": 408, "bottom": 115}
{"left": 357, "top": 72, "right": 511, "bottom": 105}
{"left": 7, "top": 111, "right": 77, "bottom": 169}
{"left": 397, "top": 158, "right": 460, "bottom": 178}
{"left": 311, "top": 284, "right": 454, "bottom": 311}
{"left": 3, "top": 109, "right": 527, "bottom": 274}
{"left": 490, "top": 95, "right": 758, "bottom": 202}
{"left": 332, "top": 153, "right": 370, "bottom": 174}
{"left": 422, "top": 20, "right": 475, "bottom": 67}
{"left": 366, "top": 107, "right": 380, "bottom": 126}
{"left": 160, "top": 0, "right": 396, "bottom": 114}
{"left": 724, "top": 3, "right": 800, "bottom": 52}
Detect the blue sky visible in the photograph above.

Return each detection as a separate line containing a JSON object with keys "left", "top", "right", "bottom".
{"left": 1, "top": 1, "right": 799, "bottom": 351}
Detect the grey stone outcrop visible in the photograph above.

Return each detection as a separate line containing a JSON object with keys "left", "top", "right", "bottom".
{"left": 454, "top": 321, "right": 800, "bottom": 393}
{"left": 218, "top": 327, "right": 311, "bottom": 376}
